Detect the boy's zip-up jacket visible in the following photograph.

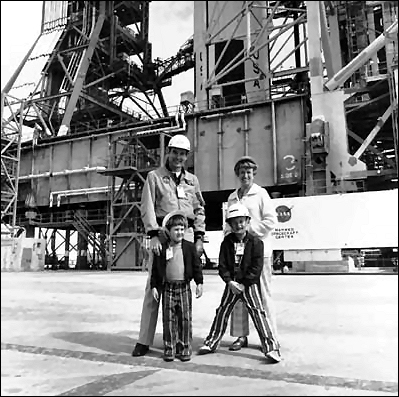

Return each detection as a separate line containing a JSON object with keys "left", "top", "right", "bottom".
{"left": 218, "top": 232, "right": 264, "bottom": 287}
{"left": 150, "top": 239, "right": 203, "bottom": 292}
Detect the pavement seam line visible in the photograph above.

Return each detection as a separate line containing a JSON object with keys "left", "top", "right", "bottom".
{"left": 56, "top": 369, "right": 160, "bottom": 396}
{"left": 2, "top": 342, "right": 398, "bottom": 394}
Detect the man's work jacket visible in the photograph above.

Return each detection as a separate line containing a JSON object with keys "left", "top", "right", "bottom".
{"left": 140, "top": 165, "right": 206, "bottom": 238}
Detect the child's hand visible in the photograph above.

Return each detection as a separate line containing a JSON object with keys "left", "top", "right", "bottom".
{"left": 196, "top": 284, "right": 203, "bottom": 298}
{"left": 152, "top": 287, "right": 159, "bottom": 302}
{"left": 228, "top": 281, "right": 243, "bottom": 295}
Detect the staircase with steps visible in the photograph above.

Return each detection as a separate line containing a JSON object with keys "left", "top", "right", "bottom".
{"left": 73, "top": 211, "right": 107, "bottom": 265}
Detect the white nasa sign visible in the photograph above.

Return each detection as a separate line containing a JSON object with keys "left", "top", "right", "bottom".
{"left": 270, "top": 189, "right": 398, "bottom": 250}
{"left": 206, "top": 190, "right": 398, "bottom": 260}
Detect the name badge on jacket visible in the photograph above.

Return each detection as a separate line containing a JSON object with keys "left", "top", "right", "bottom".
{"left": 177, "top": 185, "right": 186, "bottom": 199}
{"left": 234, "top": 242, "right": 245, "bottom": 256}
{"left": 166, "top": 247, "right": 174, "bottom": 260}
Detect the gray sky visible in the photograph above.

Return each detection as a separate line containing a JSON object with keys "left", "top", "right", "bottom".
{"left": 0, "top": 1, "right": 194, "bottom": 107}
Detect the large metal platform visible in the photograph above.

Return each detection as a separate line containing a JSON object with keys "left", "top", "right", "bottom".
{"left": 2, "top": 1, "right": 398, "bottom": 270}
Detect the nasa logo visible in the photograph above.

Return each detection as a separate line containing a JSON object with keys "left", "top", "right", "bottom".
{"left": 276, "top": 205, "right": 293, "bottom": 223}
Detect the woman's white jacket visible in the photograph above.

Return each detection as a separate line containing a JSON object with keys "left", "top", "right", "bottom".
{"left": 225, "top": 183, "right": 277, "bottom": 258}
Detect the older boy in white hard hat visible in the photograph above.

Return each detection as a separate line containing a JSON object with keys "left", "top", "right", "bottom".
{"left": 198, "top": 202, "right": 281, "bottom": 363}
{"left": 150, "top": 210, "right": 203, "bottom": 362}
{"left": 132, "top": 134, "right": 206, "bottom": 357}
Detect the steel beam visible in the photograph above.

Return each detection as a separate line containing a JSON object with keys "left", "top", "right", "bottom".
{"left": 353, "top": 105, "right": 393, "bottom": 159}
{"left": 59, "top": 2, "right": 106, "bottom": 135}
{"left": 307, "top": 1, "right": 324, "bottom": 95}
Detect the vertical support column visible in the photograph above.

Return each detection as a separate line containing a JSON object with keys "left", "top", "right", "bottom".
{"left": 327, "top": 3, "right": 342, "bottom": 75}
{"left": 64, "top": 229, "right": 70, "bottom": 269}
{"left": 366, "top": 6, "right": 378, "bottom": 77}
{"left": 319, "top": 2, "right": 334, "bottom": 79}
{"left": 25, "top": 224, "right": 35, "bottom": 238}
{"left": 107, "top": 137, "right": 116, "bottom": 271}
{"left": 109, "top": 4, "right": 116, "bottom": 65}
{"left": 50, "top": 229, "right": 57, "bottom": 269}
{"left": 271, "top": 101, "right": 278, "bottom": 185}
{"left": 194, "top": 1, "right": 209, "bottom": 110}
{"left": 160, "top": 133, "right": 165, "bottom": 166}
{"left": 100, "top": 232, "right": 106, "bottom": 269}
{"left": 306, "top": 118, "right": 332, "bottom": 195}
{"left": 245, "top": 1, "right": 271, "bottom": 102}
{"left": 77, "top": 232, "right": 88, "bottom": 270}
{"left": 50, "top": 229, "right": 56, "bottom": 256}
{"left": 92, "top": 235, "right": 96, "bottom": 268}
{"left": 307, "top": 2, "right": 324, "bottom": 96}
{"left": 59, "top": 2, "right": 106, "bottom": 134}
{"left": 304, "top": 124, "right": 314, "bottom": 196}
{"left": 382, "top": 2, "right": 396, "bottom": 72}
{"left": 217, "top": 116, "right": 223, "bottom": 190}
{"left": 243, "top": 112, "right": 249, "bottom": 156}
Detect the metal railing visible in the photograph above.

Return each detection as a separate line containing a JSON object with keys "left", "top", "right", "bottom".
{"left": 17, "top": 208, "right": 106, "bottom": 226}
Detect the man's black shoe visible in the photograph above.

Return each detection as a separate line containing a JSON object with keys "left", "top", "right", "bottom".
{"left": 178, "top": 354, "right": 191, "bottom": 362}
{"left": 132, "top": 343, "right": 149, "bottom": 357}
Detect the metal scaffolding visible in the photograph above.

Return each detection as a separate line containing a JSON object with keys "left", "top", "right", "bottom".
{"left": 2, "top": 1, "right": 397, "bottom": 269}
{"left": 1, "top": 93, "right": 23, "bottom": 235}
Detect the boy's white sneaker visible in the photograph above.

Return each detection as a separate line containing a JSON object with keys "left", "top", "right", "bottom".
{"left": 198, "top": 345, "right": 214, "bottom": 355}
{"left": 266, "top": 350, "right": 282, "bottom": 363}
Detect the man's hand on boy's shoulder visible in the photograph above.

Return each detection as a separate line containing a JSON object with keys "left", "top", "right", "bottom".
{"left": 195, "top": 239, "right": 204, "bottom": 256}
{"left": 195, "top": 283, "right": 203, "bottom": 298}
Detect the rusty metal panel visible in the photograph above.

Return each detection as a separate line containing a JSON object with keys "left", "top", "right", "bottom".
{"left": 19, "top": 134, "right": 110, "bottom": 207}
{"left": 275, "top": 99, "right": 304, "bottom": 185}
{"left": 191, "top": 118, "right": 220, "bottom": 192}
{"left": 188, "top": 97, "right": 305, "bottom": 192}
{"left": 245, "top": 107, "right": 274, "bottom": 187}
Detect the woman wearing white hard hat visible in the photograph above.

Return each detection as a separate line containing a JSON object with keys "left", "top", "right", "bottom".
{"left": 132, "top": 134, "right": 206, "bottom": 357}
{"left": 224, "top": 156, "right": 279, "bottom": 355}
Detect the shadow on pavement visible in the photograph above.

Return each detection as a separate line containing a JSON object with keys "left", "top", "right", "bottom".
{"left": 51, "top": 331, "right": 269, "bottom": 362}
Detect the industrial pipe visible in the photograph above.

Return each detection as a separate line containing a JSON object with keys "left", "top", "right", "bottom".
{"left": 246, "top": 1, "right": 251, "bottom": 58}
{"left": 200, "top": 108, "right": 252, "bottom": 120}
{"left": 193, "top": 116, "right": 198, "bottom": 172}
{"left": 244, "top": 113, "right": 249, "bottom": 156}
{"left": 217, "top": 117, "right": 223, "bottom": 190}
{"left": 271, "top": 101, "right": 278, "bottom": 185}
{"left": 49, "top": 184, "right": 123, "bottom": 208}
{"left": 18, "top": 166, "right": 107, "bottom": 181}
{"left": 27, "top": 123, "right": 183, "bottom": 148}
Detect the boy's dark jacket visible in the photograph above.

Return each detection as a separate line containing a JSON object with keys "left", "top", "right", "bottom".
{"left": 218, "top": 232, "right": 264, "bottom": 287}
{"left": 150, "top": 239, "right": 203, "bottom": 291}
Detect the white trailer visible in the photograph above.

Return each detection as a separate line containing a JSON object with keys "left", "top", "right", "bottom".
{"left": 206, "top": 189, "right": 398, "bottom": 272}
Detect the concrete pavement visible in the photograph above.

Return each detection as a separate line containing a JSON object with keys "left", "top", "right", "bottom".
{"left": 1, "top": 271, "right": 398, "bottom": 396}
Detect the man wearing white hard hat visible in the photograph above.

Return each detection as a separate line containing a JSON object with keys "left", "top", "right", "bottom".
{"left": 132, "top": 134, "right": 206, "bottom": 357}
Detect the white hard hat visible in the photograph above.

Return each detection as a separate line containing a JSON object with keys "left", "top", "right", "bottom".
{"left": 162, "top": 210, "right": 188, "bottom": 236}
{"left": 226, "top": 203, "right": 250, "bottom": 221}
{"left": 234, "top": 156, "right": 257, "bottom": 175}
{"left": 168, "top": 134, "right": 190, "bottom": 151}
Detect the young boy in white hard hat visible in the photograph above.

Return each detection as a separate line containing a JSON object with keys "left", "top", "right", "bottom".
{"left": 198, "top": 202, "right": 281, "bottom": 363}
{"left": 150, "top": 210, "right": 203, "bottom": 362}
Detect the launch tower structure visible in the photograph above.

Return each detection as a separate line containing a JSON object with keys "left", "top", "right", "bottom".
{"left": 1, "top": 1, "right": 397, "bottom": 270}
